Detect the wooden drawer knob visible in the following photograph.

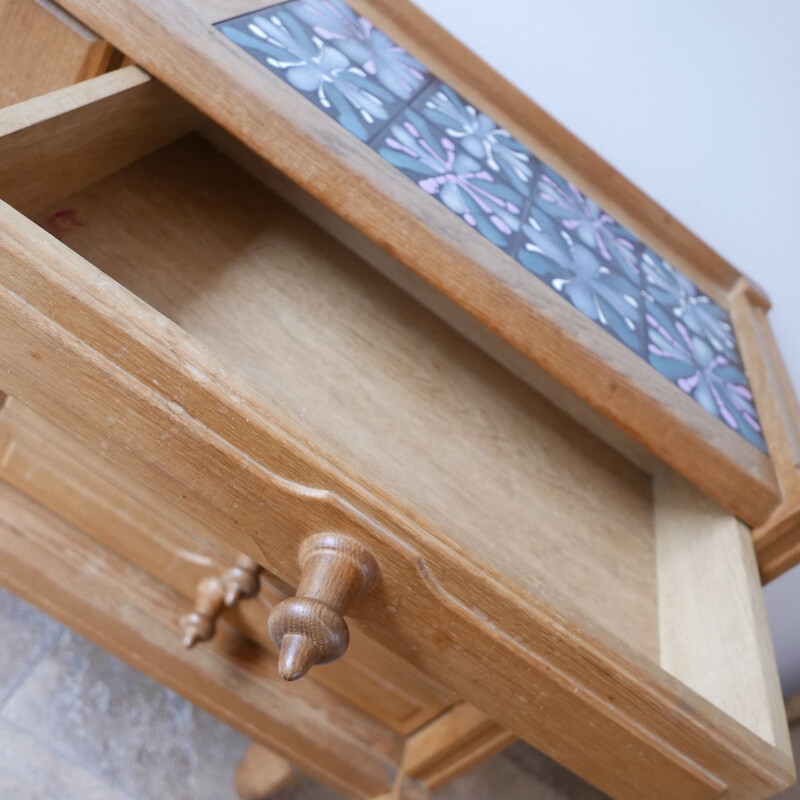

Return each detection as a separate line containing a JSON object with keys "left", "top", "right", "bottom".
{"left": 268, "top": 533, "right": 378, "bottom": 681}
{"left": 180, "top": 555, "right": 261, "bottom": 648}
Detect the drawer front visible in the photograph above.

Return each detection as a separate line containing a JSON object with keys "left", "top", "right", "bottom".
{"left": 0, "top": 397, "right": 452, "bottom": 735}
{"left": 0, "top": 479, "right": 399, "bottom": 799}
{"left": 0, "top": 70, "right": 792, "bottom": 799}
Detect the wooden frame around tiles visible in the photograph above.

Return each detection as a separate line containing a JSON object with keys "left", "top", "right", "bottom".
{"left": 52, "top": 0, "right": 800, "bottom": 578}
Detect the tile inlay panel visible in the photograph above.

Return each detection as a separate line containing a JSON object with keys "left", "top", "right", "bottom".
{"left": 218, "top": 0, "right": 766, "bottom": 450}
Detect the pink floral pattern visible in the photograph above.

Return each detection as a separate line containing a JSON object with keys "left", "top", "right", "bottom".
{"left": 219, "top": 1, "right": 766, "bottom": 451}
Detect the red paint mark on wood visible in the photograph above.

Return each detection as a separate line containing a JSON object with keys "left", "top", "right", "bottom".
{"left": 44, "top": 209, "right": 84, "bottom": 240}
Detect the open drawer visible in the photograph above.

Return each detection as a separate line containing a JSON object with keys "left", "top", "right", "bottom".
{"left": 0, "top": 67, "right": 794, "bottom": 799}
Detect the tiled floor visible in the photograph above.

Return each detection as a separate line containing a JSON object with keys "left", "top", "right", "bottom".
{"left": 0, "top": 587, "right": 607, "bottom": 800}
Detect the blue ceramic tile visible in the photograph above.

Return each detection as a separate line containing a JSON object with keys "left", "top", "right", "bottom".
{"left": 517, "top": 204, "right": 646, "bottom": 356}
{"left": 218, "top": 1, "right": 767, "bottom": 451}
{"left": 218, "top": 1, "right": 430, "bottom": 142}
{"left": 374, "top": 102, "right": 525, "bottom": 253}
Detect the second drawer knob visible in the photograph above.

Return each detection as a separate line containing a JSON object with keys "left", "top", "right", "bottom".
{"left": 268, "top": 533, "right": 378, "bottom": 681}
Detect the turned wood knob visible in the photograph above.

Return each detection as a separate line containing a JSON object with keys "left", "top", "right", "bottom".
{"left": 268, "top": 533, "right": 378, "bottom": 681}
{"left": 180, "top": 555, "right": 261, "bottom": 648}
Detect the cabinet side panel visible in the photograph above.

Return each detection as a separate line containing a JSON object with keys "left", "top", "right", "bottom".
{"left": 656, "top": 469, "right": 792, "bottom": 757}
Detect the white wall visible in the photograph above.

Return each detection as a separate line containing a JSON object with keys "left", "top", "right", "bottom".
{"left": 413, "top": 0, "right": 800, "bottom": 695}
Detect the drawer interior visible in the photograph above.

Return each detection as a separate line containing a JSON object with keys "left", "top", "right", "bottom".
{"left": 26, "top": 129, "right": 658, "bottom": 661}
{"left": 0, "top": 68, "right": 790, "bottom": 774}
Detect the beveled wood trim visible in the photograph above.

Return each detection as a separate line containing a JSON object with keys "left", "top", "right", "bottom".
{"left": 54, "top": 0, "right": 781, "bottom": 527}
{"left": 730, "top": 279, "right": 800, "bottom": 581}
{"left": 0, "top": 203, "right": 793, "bottom": 799}
{"left": 0, "top": 397, "right": 453, "bottom": 735}
{"left": 401, "top": 703, "right": 515, "bottom": 791}
{"left": 198, "top": 0, "right": 286, "bottom": 23}
{"left": 0, "top": 483, "right": 398, "bottom": 799}
{"left": 344, "top": 0, "right": 765, "bottom": 307}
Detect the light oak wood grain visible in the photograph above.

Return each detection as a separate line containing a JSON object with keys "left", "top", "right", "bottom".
{"left": 730, "top": 280, "right": 800, "bottom": 581}
{"left": 0, "top": 399, "right": 515, "bottom": 794}
{"left": 197, "top": 0, "right": 278, "bottom": 23}
{"left": 29, "top": 136, "right": 657, "bottom": 659}
{"left": 55, "top": 0, "right": 780, "bottom": 527}
{"left": 0, "top": 179, "right": 793, "bottom": 799}
{"left": 234, "top": 745, "right": 298, "bottom": 800}
{"left": 0, "top": 66, "right": 197, "bottom": 216}
{"left": 0, "top": 482, "right": 400, "bottom": 799}
{"left": 400, "top": 703, "right": 515, "bottom": 791}
{"left": 655, "top": 469, "right": 792, "bottom": 761}
{"left": 0, "top": 397, "right": 453, "bottom": 735}
{"left": 0, "top": 0, "right": 115, "bottom": 108}
{"left": 200, "top": 123, "right": 661, "bottom": 479}
{"left": 0, "top": 12, "right": 793, "bottom": 797}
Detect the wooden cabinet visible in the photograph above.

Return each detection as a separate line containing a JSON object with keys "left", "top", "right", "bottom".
{"left": 0, "top": 2, "right": 798, "bottom": 798}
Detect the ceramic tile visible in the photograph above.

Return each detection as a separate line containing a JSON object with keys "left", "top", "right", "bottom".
{"left": 0, "top": 588, "right": 63, "bottom": 708}
{"left": 218, "top": 1, "right": 431, "bottom": 142}
{"left": 0, "top": 720, "right": 134, "bottom": 800}
{"left": 219, "top": 0, "right": 766, "bottom": 450}
{"left": 1, "top": 629, "right": 250, "bottom": 800}
{"left": 373, "top": 83, "right": 527, "bottom": 254}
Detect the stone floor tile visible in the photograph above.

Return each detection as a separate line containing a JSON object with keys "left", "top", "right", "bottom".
{"left": 2, "top": 629, "right": 250, "bottom": 800}
{"left": 0, "top": 588, "right": 63, "bottom": 707}
{"left": 0, "top": 719, "right": 134, "bottom": 800}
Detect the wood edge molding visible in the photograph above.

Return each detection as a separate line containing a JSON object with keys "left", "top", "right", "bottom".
{"left": 0, "top": 485, "right": 399, "bottom": 799}
{"left": 655, "top": 469, "right": 793, "bottom": 759}
{"left": 0, "top": 65, "right": 199, "bottom": 217}
{"left": 0, "top": 64, "right": 150, "bottom": 135}
{"left": 54, "top": 0, "right": 782, "bottom": 528}
{"left": 400, "top": 703, "right": 515, "bottom": 791}
{"left": 729, "top": 279, "right": 800, "bottom": 582}
{"left": 0, "top": 193, "right": 795, "bottom": 797}
{"left": 352, "top": 1, "right": 773, "bottom": 308}
{"left": 0, "top": 397, "right": 452, "bottom": 735}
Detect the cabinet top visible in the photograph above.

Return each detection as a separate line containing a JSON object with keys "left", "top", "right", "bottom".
{"left": 58, "top": 0, "right": 800, "bottom": 559}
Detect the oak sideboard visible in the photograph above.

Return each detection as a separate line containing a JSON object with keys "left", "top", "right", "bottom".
{"left": 1, "top": 1, "right": 798, "bottom": 798}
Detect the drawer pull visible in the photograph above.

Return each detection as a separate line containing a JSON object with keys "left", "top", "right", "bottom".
{"left": 180, "top": 555, "right": 261, "bottom": 648}
{"left": 268, "top": 533, "right": 378, "bottom": 681}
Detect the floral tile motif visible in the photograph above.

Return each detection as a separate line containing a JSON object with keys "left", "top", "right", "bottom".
{"left": 218, "top": 0, "right": 430, "bottom": 142}
{"left": 218, "top": 1, "right": 766, "bottom": 451}
{"left": 376, "top": 103, "right": 525, "bottom": 252}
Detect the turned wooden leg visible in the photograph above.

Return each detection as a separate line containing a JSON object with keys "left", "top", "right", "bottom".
{"left": 234, "top": 744, "right": 298, "bottom": 800}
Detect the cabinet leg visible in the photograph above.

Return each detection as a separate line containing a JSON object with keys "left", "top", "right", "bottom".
{"left": 234, "top": 744, "right": 298, "bottom": 800}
